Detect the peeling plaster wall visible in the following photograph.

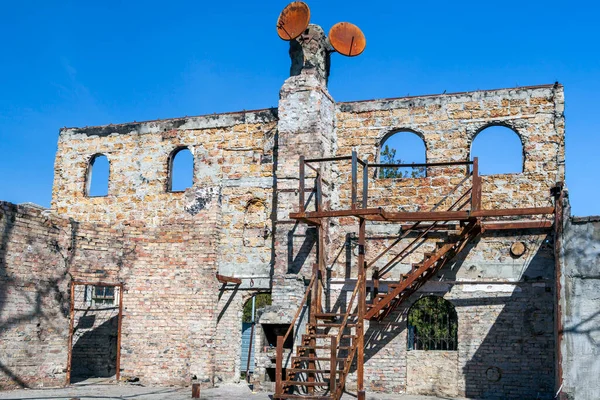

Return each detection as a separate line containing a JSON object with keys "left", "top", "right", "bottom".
{"left": 560, "top": 214, "right": 600, "bottom": 400}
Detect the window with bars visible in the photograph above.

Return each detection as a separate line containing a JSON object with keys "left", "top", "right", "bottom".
{"left": 85, "top": 285, "right": 116, "bottom": 306}
{"left": 407, "top": 296, "right": 457, "bottom": 351}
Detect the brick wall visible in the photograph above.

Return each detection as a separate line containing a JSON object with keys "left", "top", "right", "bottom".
{"left": 3, "top": 75, "right": 565, "bottom": 397}
{"left": 0, "top": 202, "right": 125, "bottom": 388}
{"left": 0, "top": 198, "right": 258, "bottom": 388}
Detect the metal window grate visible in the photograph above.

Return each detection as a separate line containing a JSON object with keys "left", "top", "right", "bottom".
{"left": 408, "top": 296, "right": 457, "bottom": 351}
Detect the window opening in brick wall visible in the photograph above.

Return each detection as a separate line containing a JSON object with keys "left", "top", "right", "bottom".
{"left": 378, "top": 130, "right": 426, "bottom": 178}
{"left": 407, "top": 296, "right": 457, "bottom": 351}
{"left": 471, "top": 125, "right": 523, "bottom": 175}
{"left": 85, "top": 154, "right": 109, "bottom": 197}
{"left": 85, "top": 285, "right": 116, "bottom": 307}
{"left": 168, "top": 147, "right": 194, "bottom": 192}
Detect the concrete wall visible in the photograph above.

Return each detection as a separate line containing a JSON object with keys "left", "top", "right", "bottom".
{"left": 560, "top": 213, "right": 600, "bottom": 400}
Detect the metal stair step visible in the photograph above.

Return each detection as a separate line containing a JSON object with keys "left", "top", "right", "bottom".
{"left": 303, "top": 334, "right": 356, "bottom": 339}
{"left": 288, "top": 368, "right": 344, "bottom": 374}
{"left": 273, "top": 394, "right": 333, "bottom": 400}
{"left": 297, "top": 345, "right": 351, "bottom": 350}
{"left": 313, "top": 323, "right": 357, "bottom": 328}
{"left": 283, "top": 381, "right": 330, "bottom": 387}
{"left": 293, "top": 357, "right": 347, "bottom": 362}
{"left": 315, "top": 313, "right": 357, "bottom": 319}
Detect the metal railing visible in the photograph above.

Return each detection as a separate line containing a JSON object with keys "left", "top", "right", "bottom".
{"left": 298, "top": 152, "right": 480, "bottom": 215}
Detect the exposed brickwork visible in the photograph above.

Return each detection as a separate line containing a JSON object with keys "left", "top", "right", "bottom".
{"left": 0, "top": 29, "right": 568, "bottom": 398}
{"left": 0, "top": 202, "right": 124, "bottom": 388}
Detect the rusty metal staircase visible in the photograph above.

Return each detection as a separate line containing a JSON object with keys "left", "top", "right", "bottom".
{"left": 274, "top": 266, "right": 363, "bottom": 400}
{"left": 366, "top": 220, "right": 481, "bottom": 321}
{"left": 274, "top": 152, "right": 555, "bottom": 400}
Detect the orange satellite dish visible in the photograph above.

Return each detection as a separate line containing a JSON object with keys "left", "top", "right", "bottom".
{"left": 329, "top": 22, "right": 366, "bottom": 57}
{"left": 277, "top": 2, "right": 311, "bottom": 41}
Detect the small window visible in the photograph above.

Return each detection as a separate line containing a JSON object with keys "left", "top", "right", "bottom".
{"left": 85, "top": 154, "right": 109, "bottom": 197}
{"left": 471, "top": 125, "right": 523, "bottom": 175}
{"left": 379, "top": 130, "right": 426, "bottom": 178}
{"left": 168, "top": 147, "right": 194, "bottom": 192}
{"left": 408, "top": 296, "right": 457, "bottom": 351}
{"left": 85, "top": 285, "right": 116, "bottom": 307}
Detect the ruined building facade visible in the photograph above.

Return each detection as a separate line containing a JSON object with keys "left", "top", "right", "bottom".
{"left": 1, "top": 24, "right": 598, "bottom": 400}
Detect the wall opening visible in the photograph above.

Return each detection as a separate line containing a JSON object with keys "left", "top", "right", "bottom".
{"left": 407, "top": 296, "right": 457, "bottom": 351}
{"left": 68, "top": 282, "right": 122, "bottom": 384}
{"left": 379, "top": 130, "right": 426, "bottom": 178}
{"left": 263, "top": 324, "right": 293, "bottom": 349}
{"left": 471, "top": 125, "right": 524, "bottom": 175}
{"left": 241, "top": 293, "right": 272, "bottom": 380}
{"left": 85, "top": 154, "right": 109, "bottom": 197}
{"left": 167, "top": 147, "right": 194, "bottom": 192}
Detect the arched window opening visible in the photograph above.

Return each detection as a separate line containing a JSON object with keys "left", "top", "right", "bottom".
{"left": 241, "top": 293, "right": 272, "bottom": 380}
{"left": 408, "top": 296, "right": 457, "bottom": 351}
{"left": 168, "top": 147, "right": 194, "bottom": 192}
{"left": 379, "top": 130, "right": 426, "bottom": 178}
{"left": 471, "top": 125, "right": 523, "bottom": 175}
{"left": 86, "top": 154, "right": 109, "bottom": 197}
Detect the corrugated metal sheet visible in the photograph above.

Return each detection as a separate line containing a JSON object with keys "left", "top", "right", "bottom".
{"left": 240, "top": 322, "right": 255, "bottom": 373}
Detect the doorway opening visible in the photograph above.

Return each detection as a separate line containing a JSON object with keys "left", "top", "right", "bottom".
{"left": 67, "top": 282, "right": 123, "bottom": 384}
{"left": 241, "top": 293, "right": 271, "bottom": 381}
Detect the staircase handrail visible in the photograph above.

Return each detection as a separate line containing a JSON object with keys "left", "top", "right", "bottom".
{"left": 335, "top": 273, "right": 363, "bottom": 345}
{"left": 275, "top": 269, "right": 317, "bottom": 397}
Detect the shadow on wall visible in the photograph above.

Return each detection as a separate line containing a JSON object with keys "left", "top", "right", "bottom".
{"left": 457, "top": 232, "right": 555, "bottom": 400}
{"left": 332, "top": 228, "right": 555, "bottom": 399}
{"left": 0, "top": 206, "right": 79, "bottom": 389}
{"left": 287, "top": 225, "right": 317, "bottom": 275}
{"left": 71, "top": 315, "right": 119, "bottom": 383}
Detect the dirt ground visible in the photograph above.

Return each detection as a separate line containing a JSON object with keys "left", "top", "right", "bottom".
{"left": 0, "top": 380, "right": 465, "bottom": 400}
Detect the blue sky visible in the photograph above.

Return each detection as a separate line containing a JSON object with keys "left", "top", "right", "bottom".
{"left": 0, "top": 1, "right": 598, "bottom": 216}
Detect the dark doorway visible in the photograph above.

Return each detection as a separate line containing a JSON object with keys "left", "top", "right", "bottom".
{"left": 68, "top": 283, "right": 122, "bottom": 383}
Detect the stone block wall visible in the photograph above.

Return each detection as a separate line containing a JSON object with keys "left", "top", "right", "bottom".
{"left": 307, "top": 85, "right": 564, "bottom": 398}
{"left": 334, "top": 84, "right": 565, "bottom": 212}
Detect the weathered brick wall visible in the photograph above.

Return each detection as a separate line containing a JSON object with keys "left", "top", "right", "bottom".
{"left": 334, "top": 85, "right": 565, "bottom": 211}
{"left": 51, "top": 110, "right": 278, "bottom": 286}
{"left": 47, "top": 110, "right": 279, "bottom": 386}
{"left": 0, "top": 199, "right": 258, "bottom": 388}
{"left": 304, "top": 85, "right": 563, "bottom": 398}
{"left": 0, "top": 202, "right": 127, "bottom": 388}
{"left": 12, "top": 68, "right": 563, "bottom": 397}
